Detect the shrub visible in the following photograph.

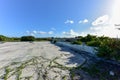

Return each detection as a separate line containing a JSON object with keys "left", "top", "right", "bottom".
{"left": 96, "top": 39, "right": 120, "bottom": 61}
{"left": 20, "top": 36, "right": 35, "bottom": 41}
{"left": 0, "top": 35, "right": 7, "bottom": 41}
{"left": 71, "top": 41, "right": 82, "bottom": 45}
{"left": 86, "top": 41, "right": 101, "bottom": 47}
{"left": 36, "top": 38, "right": 51, "bottom": 41}
{"left": 80, "top": 34, "right": 97, "bottom": 42}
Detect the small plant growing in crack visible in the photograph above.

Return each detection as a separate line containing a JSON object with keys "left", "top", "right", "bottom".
{"left": 0, "top": 56, "right": 87, "bottom": 80}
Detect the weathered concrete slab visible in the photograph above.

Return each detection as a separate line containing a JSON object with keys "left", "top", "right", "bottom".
{"left": 0, "top": 42, "right": 85, "bottom": 80}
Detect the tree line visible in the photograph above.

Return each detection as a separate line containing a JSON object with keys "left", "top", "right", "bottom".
{"left": 0, "top": 35, "right": 51, "bottom": 42}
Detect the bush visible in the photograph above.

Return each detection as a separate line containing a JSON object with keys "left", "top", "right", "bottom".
{"left": 71, "top": 41, "right": 82, "bottom": 45}
{"left": 20, "top": 36, "right": 35, "bottom": 41}
{"left": 36, "top": 38, "right": 51, "bottom": 41}
{"left": 80, "top": 34, "right": 97, "bottom": 42}
{"left": 86, "top": 41, "right": 101, "bottom": 47}
{"left": 96, "top": 39, "right": 120, "bottom": 61}
{"left": 0, "top": 35, "right": 7, "bottom": 41}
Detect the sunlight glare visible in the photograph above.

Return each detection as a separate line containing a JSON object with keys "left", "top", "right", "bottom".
{"left": 111, "top": 0, "right": 120, "bottom": 26}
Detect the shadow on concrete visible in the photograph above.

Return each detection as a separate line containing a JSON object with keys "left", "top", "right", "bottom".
{"left": 52, "top": 43, "right": 86, "bottom": 66}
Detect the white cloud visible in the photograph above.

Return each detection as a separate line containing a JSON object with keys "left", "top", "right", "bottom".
{"left": 111, "top": 0, "right": 120, "bottom": 25}
{"left": 26, "top": 30, "right": 35, "bottom": 36}
{"left": 63, "top": 29, "right": 79, "bottom": 37}
{"left": 48, "top": 31, "right": 53, "bottom": 34}
{"left": 89, "top": 15, "right": 114, "bottom": 37}
{"left": 65, "top": 20, "right": 74, "bottom": 24}
{"left": 79, "top": 19, "right": 88, "bottom": 24}
{"left": 79, "top": 32, "right": 87, "bottom": 37}
{"left": 33, "top": 30, "right": 37, "bottom": 34}
{"left": 90, "top": 26, "right": 120, "bottom": 38}
{"left": 79, "top": 15, "right": 120, "bottom": 38}
{"left": 90, "top": 26, "right": 106, "bottom": 31}
{"left": 26, "top": 30, "right": 55, "bottom": 36}
{"left": 38, "top": 31, "right": 47, "bottom": 34}
{"left": 92, "top": 15, "right": 109, "bottom": 26}
{"left": 83, "top": 19, "right": 88, "bottom": 23}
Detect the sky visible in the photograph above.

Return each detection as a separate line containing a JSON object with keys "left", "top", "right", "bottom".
{"left": 0, "top": 0, "right": 120, "bottom": 38}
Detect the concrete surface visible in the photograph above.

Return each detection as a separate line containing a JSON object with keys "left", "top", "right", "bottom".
{"left": 0, "top": 42, "right": 85, "bottom": 80}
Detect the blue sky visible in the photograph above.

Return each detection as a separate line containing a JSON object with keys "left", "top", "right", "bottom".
{"left": 1, "top": 0, "right": 119, "bottom": 37}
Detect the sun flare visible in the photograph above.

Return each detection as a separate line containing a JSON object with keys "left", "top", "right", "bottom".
{"left": 111, "top": 0, "right": 120, "bottom": 26}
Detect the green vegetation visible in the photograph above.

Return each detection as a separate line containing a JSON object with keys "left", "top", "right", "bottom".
{"left": 96, "top": 39, "right": 120, "bottom": 61}
{"left": 81, "top": 61, "right": 120, "bottom": 80}
{"left": 80, "top": 34, "right": 97, "bottom": 43}
{"left": 86, "top": 40, "right": 101, "bottom": 47}
{"left": 20, "top": 36, "right": 35, "bottom": 41}
{"left": 71, "top": 34, "right": 120, "bottom": 61}
{"left": 36, "top": 37, "right": 51, "bottom": 41}
{"left": 73, "top": 34, "right": 110, "bottom": 47}
{"left": 71, "top": 41, "right": 82, "bottom": 45}
{"left": 0, "top": 35, "right": 52, "bottom": 42}
{"left": 72, "top": 34, "right": 98, "bottom": 46}
{"left": 0, "top": 35, "right": 7, "bottom": 41}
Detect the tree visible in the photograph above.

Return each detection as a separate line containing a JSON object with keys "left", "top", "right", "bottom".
{"left": 20, "top": 36, "right": 35, "bottom": 41}
{"left": 80, "top": 34, "right": 96, "bottom": 42}
{"left": 0, "top": 35, "right": 7, "bottom": 41}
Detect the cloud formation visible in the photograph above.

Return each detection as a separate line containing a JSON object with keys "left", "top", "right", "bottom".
{"left": 80, "top": 15, "right": 120, "bottom": 38}
{"left": 90, "top": 15, "right": 111, "bottom": 33}
{"left": 48, "top": 31, "right": 53, "bottom": 34}
{"left": 63, "top": 29, "right": 79, "bottom": 37}
{"left": 92, "top": 15, "right": 109, "bottom": 26}
{"left": 38, "top": 31, "right": 47, "bottom": 34}
{"left": 26, "top": 30, "right": 54, "bottom": 36}
{"left": 79, "top": 19, "right": 88, "bottom": 24}
{"left": 33, "top": 30, "right": 37, "bottom": 34}
{"left": 65, "top": 20, "right": 74, "bottom": 24}
{"left": 26, "top": 31, "right": 35, "bottom": 36}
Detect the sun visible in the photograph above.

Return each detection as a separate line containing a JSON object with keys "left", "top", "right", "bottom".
{"left": 111, "top": 0, "right": 120, "bottom": 26}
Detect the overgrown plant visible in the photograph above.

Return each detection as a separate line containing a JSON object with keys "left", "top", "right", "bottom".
{"left": 96, "top": 39, "right": 120, "bottom": 61}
